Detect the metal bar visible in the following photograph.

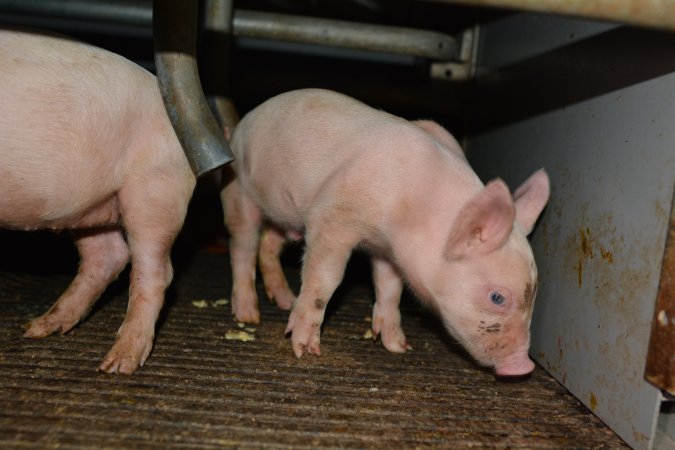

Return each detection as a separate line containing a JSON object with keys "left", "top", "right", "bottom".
{"left": 153, "top": 0, "right": 234, "bottom": 176}
{"left": 231, "top": 10, "right": 457, "bottom": 61}
{"left": 0, "top": 1, "right": 459, "bottom": 61}
{"left": 4, "top": 0, "right": 675, "bottom": 40}
{"left": 202, "top": 0, "right": 240, "bottom": 131}
{"left": 0, "top": 0, "right": 151, "bottom": 26}
{"left": 427, "top": 0, "right": 675, "bottom": 32}
{"left": 645, "top": 187, "right": 675, "bottom": 396}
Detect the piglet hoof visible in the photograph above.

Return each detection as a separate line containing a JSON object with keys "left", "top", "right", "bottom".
{"left": 231, "top": 297, "right": 260, "bottom": 324}
{"left": 262, "top": 280, "right": 295, "bottom": 311}
{"left": 372, "top": 322, "right": 412, "bottom": 353}
{"left": 272, "top": 291, "right": 295, "bottom": 311}
{"left": 99, "top": 344, "right": 151, "bottom": 375}
{"left": 285, "top": 312, "right": 322, "bottom": 358}
{"left": 22, "top": 313, "right": 78, "bottom": 339}
{"left": 382, "top": 336, "right": 413, "bottom": 353}
{"left": 98, "top": 330, "right": 154, "bottom": 375}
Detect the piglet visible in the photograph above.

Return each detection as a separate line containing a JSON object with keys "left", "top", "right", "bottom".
{"left": 222, "top": 88, "right": 549, "bottom": 376}
{"left": 0, "top": 30, "right": 196, "bottom": 374}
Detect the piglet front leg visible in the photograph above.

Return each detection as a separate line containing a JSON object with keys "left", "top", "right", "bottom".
{"left": 371, "top": 257, "right": 411, "bottom": 353}
{"left": 285, "top": 225, "right": 358, "bottom": 357}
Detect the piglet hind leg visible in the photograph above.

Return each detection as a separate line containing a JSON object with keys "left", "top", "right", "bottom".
{"left": 258, "top": 225, "right": 296, "bottom": 311}
{"left": 222, "top": 179, "right": 263, "bottom": 324}
{"left": 99, "top": 180, "right": 190, "bottom": 375}
{"left": 371, "top": 257, "right": 411, "bottom": 353}
{"left": 23, "top": 228, "right": 129, "bottom": 338}
{"left": 285, "top": 227, "right": 358, "bottom": 358}
{"left": 98, "top": 239, "right": 170, "bottom": 375}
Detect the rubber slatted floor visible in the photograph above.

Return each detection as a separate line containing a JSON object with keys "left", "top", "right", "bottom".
{"left": 0, "top": 232, "right": 628, "bottom": 449}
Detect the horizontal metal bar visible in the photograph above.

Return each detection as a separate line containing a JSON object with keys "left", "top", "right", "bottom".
{"left": 5, "top": 0, "right": 675, "bottom": 37}
{"left": 231, "top": 10, "right": 457, "bottom": 61}
{"left": 0, "top": 0, "right": 458, "bottom": 61}
{"left": 0, "top": 0, "right": 152, "bottom": 27}
{"left": 428, "top": 0, "right": 675, "bottom": 32}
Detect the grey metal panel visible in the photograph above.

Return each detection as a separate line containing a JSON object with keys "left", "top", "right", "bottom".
{"left": 476, "top": 12, "right": 617, "bottom": 73}
{"left": 655, "top": 408, "right": 675, "bottom": 449}
{"left": 466, "top": 72, "right": 675, "bottom": 449}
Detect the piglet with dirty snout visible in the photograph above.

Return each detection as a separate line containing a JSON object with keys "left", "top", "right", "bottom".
{"left": 0, "top": 30, "right": 196, "bottom": 374}
{"left": 223, "top": 88, "right": 550, "bottom": 377}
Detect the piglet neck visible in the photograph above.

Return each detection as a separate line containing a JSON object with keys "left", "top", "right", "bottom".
{"left": 391, "top": 235, "right": 444, "bottom": 304}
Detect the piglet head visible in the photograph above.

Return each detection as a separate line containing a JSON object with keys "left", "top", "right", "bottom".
{"left": 434, "top": 169, "right": 550, "bottom": 377}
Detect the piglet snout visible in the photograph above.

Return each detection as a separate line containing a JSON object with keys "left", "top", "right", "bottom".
{"left": 494, "top": 351, "right": 535, "bottom": 377}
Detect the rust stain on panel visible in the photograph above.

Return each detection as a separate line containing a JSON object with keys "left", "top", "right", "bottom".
{"left": 572, "top": 225, "right": 616, "bottom": 287}
{"left": 589, "top": 392, "right": 598, "bottom": 411}
{"left": 580, "top": 227, "right": 594, "bottom": 260}
{"left": 645, "top": 189, "right": 675, "bottom": 395}
{"left": 575, "top": 227, "right": 593, "bottom": 287}
{"left": 600, "top": 250, "right": 614, "bottom": 263}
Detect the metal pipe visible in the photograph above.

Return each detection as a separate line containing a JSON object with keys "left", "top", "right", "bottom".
{"left": 153, "top": 0, "right": 234, "bottom": 176}
{"left": 3, "top": 0, "right": 675, "bottom": 38}
{"left": 0, "top": 0, "right": 151, "bottom": 26}
{"left": 202, "top": 0, "right": 240, "bottom": 131}
{"left": 232, "top": 10, "right": 458, "bottom": 61}
{"left": 0, "top": 1, "right": 459, "bottom": 61}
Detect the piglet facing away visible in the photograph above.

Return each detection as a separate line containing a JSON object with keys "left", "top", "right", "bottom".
{"left": 223, "top": 88, "right": 550, "bottom": 376}
{"left": 0, "top": 30, "right": 196, "bottom": 374}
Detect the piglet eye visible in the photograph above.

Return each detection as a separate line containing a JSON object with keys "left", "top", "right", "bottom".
{"left": 490, "top": 291, "right": 505, "bottom": 306}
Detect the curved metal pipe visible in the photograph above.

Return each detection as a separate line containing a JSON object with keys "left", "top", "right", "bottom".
{"left": 153, "top": 0, "right": 234, "bottom": 176}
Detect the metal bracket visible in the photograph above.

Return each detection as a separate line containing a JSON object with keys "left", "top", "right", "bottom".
{"left": 430, "top": 27, "right": 476, "bottom": 81}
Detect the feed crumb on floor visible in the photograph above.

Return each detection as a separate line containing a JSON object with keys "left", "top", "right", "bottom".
{"left": 225, "top": 330, "right": 256, "bottom": 342}
{"left": 191, "top": 299, "right": 209, "bottom": 308}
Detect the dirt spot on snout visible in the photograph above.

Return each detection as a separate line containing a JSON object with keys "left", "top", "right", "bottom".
{"left": 478, "top": 322, "right": 502, "bottom": 333}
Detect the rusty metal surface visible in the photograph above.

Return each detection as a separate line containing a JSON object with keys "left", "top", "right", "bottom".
{"left": 0, "top": 237, "right": 629, "bottom": 449}
{"left": 646, "top": 189, "right": 675, "bottom": 396}
{"left": 153, "top": 0, "right": 234, "bottom": 176}
{"left": 429, "top": 0, "right": 675, "bottom": 31}
{"left": 467, "top": 37, "right": 675, "bottom": 448}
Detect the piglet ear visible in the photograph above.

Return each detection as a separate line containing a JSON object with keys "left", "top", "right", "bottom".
{"left": 446, "top": 179, "right": 515, "bottom": 259}
{"left": 513, "top": 169, "right": 550, "bottom": 235}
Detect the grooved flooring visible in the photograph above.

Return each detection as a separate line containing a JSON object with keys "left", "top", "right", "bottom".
{"left": 0, "top": 231, "right": 628, "bottom": 449}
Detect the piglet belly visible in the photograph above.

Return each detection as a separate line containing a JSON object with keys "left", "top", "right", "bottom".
{"left": 252, "top": 183, "right": 306, "bottom": 232}
{"left": 234, "top": 156, "right": 305, "bottom": 231}
{"left": 0, "top": 183, "right": 122, "bottom": 232}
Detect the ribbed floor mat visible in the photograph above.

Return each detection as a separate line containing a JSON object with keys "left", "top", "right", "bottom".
{"left": 0, "top": 239, "right": 627, "bottom": 449}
